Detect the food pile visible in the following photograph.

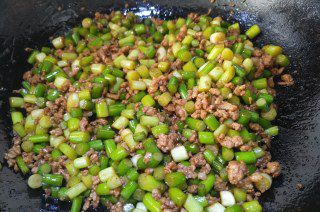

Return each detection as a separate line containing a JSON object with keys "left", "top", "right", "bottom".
{"left": 6, "top": 11, "right": 291, "bottom": 212}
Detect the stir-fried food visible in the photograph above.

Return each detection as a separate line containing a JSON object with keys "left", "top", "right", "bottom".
{"left": 6, "top": 11, "right": 291, "bottom": 212}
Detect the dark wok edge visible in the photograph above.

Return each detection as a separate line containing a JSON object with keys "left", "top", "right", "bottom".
{"left": 0, "top": 0, "right": 320, "bottom": 211}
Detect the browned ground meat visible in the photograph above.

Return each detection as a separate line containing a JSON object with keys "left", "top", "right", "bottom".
{"left": 50, "top": 155, "right": 68, "bottom": 178}
{"left": 177, "top": 163, "right": 197, "bottom": 179}
{"left": 263, "top": 161, "right": 281, "bottom": 177}
{"left": 224, "top": 38, "right": 236, "bottom": 47}
{"left": 209, "top": 88, "right": 220, "bottom": 96}
{"left": 24, "top": 102, "right": 39, "bottom": 113}
{"left": 164, "top": 161, "right": 178, "bottom": 174}
{"left": 296, "top": 183, "right": 304, "bottom": 190}
{"left": 79, "top": 117, "right": 92, "bottom": 132}
{"left": 143, "top": 152, "right": 152, "bottom": 163}
{"left": 236, "top": 177, "right": 254, "bottom": 193}
{"left": 256, "top": 152, "right": 272, "bottom": 168}
{"left": 4, "top": 137, "right": 22, "bottom": 171}
{"left": 271, "top": 67, "right": 285, "bottom": 75}
{"left": 176, "top": 25, "right": 188, "bottom": 41}
{"left": 217, "top": 101, "right": 237, "bottom": 112}
{"left": 252, "top": 57, "right": 265, "bottom": 78}
{"left": 161, "top": 199, "right": 179, "bottom": 211}
{"left": 96, "top": 44, "right": 120, "bottom": 65}
{"left": 44, "top": 96, "right": 67, "bottom": 126}
{"left": 229, "top": 122, "right": 242, "bottom": 131}
{"left": 90, "top": 118, "right": 108, "bottom": 128}
{"left": 195, "top": 92, "right": 210, "bottom": 110}
{"left": 171, "top": 59, "right": 183, "bottom": 70}
{"left": 83, "top": 190, "right": 100, "bottom": 210}
{"left": 267, "top": 77, "right": 275, "bottom": 88}
{"left": 59, "top": 80, "right": 71, "bottom": 92}
{"left": 161, "top": 38, "right": 169, "bottom": 47}
{"left": 190, "top": 153, "right": 207, "bottom": 167}
{"left": 156, "top": 133, "right": 178, "bottom": 153}
{"left": 144, "top": 168, "right": 154, "bottom": 174}
{"left": 152, "top": 189, "right": 162, "bottom": 200}
{"left": 50, "top": 127, "right": 63, "bottom": 136}
{"left": 227, "top": 160, "right": 248, "bottom": 184}
{"left": 187, "top": 184, "right": 198, "bottom": 194}
{"left": 214, "top": 176, "right": 228, "bottom": 191}
{"left": 217, "top": 134, "right": 243, "bottom": 148}
{"left": 261, "top": 54, "right": 274, "bottom": 67}
{"left": 192, "top": 92, "right": 214, "bottom": 119}
{"left": 278, "top": 74, "right": 294, "bottom": 86}
{"left": 22, "top": 152, "right": 35, "bottom": 167}
{"left": 111, "top": 187, "right": 121, "bottom": 198}
{"left": 142, "top": 106, "right": 158, "bottom": 116}
{"left": 253, "top": 48, "right": 263, "bottom": 57}
{"left": 198, "top": 164, "right": 211, "bottom": 180}
{"left": 106, "top": 93, "right": 120, "bottom": 100}
{"left": 214, "top": 101, "right": 239, "bottom": 121}
{"left": 194, "top": 31, "right": 203, "bottom": 41}
{"left": 107, "top": 202, "right": 124, "bottom": 212}
{"left": 225, "top": 82, "right": 235, "bottom": 90}
{"left": 23, "top": 70, "right": 44, "bottom": 85}
{"left": 152, "top": 189, "right": 178, "bottom": 211}
{"left": 148, "top": 75, "right": 168, "bottom": 95}
{"left": 188, "top": 130, "right": 198, "bottom": 142}
{"left": 249, "top": 123, "right": 264, "bottom": 133}
{"left": 234, "top": 84, "right": 247, "bottom": 96}
{"left": 163, "top": 97, "right": 187, "bottom": 120}
{"left": 206, "top": 195, "right": 220, "bottom": 205}
{"left": 175, "top": 105, "right": 187, "bottom": 121}
{"left": 69, "top": 66, "right": 80, "bottom": 77}
{"left": 88, "top": 151, "right": 100, "bottom": 164}
{"left": 239, "top": 144, "right": 254, "bottom": 151}
{"left": 44, "top": 188, "right": 51, "bottom": 198}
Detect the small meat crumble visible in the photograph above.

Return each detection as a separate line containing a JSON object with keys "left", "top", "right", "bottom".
{"left": 6, "top": 10, "right": 292, "bottom": 212}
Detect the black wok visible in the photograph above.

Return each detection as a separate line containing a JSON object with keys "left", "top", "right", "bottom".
{"left": 0, "top": 0, "right": 319, "bottom": 211}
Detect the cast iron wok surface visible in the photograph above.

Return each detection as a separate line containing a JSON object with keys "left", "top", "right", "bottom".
{"left": 0, "top": 0, "right": 319, "bottom": 211}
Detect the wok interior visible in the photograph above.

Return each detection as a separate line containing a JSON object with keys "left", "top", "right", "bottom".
{"left": 0, "top": 0, "right": 319, "bottom": 211}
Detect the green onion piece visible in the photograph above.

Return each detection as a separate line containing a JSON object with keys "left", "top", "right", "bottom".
{"left": 110, "top": 146, "right": 129, "bottom": 161}
{"left": 265, "top": 126, "right": 279, "bottom": 136}
{"left": 69, "top": 131, "right": 90, "bottom": 143}
{"left": 70, "top": 196, "right": 83, "bottom": 212}
{"left": 198, "top": 131, "right": 215, "bottom": 144}
{"left": 37, "top": 163, "right": 52, "bottom": 175}
{"left": 42, "top": 174, "right": 63, "bottom": 186}
{"left": 121, "top": 180, "right": 139, "bottom": 199}
{"left": 151, "top": 124, "right": 169, "bottom": 137}
{"left": 138, "top": 173, "right": 163, "bottom": 192}
{"left": 235, "top": 151, "right": 257, "bottom": 164}
{"left": 184, "top": 194, "right": 204, "bottom": 212}
{"left": 143, "top": 193, "right": 161, "bottom": 212}
{"left": 66, "top": 182, "right": 87, "bottom": 199}
{"left": 29, "top": 134, "right": 50, "bottom": 143}
{"left": 245, "top": 24, "right": 261, "bottom": 39}
{"left": 58, "top": 143, "right": 77, "bottom": 160}
{"left": 242, "top": 200, "right": 262, "bottom": 212}
{"left": 186, "top": 117, "right": 206, "bottom": 131}
{"left": 165, "top": 172, "right": 186, "bottom": 187}
{"left": 168, "top": 187, "right": 186, "bottom": 207}
{"left": 28, "top": 174, "right": 42, "bottom": 189}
